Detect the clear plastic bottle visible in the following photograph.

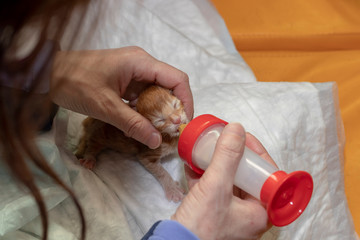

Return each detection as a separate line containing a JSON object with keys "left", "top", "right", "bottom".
{"left": 178, "top": 114, "right": 313, "bottom": 227}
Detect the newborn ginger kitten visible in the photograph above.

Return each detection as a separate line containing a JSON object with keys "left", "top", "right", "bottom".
{"left": 75, "top": 85, "right": 189, "bottom": 202}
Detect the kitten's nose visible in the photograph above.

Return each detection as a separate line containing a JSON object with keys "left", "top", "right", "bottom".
{"left": 170, "top": 114, "right": 181, "bottom": 124}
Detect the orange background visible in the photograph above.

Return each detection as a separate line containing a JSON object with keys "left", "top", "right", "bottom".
{"left": 212, "top": 0, "right": 360, "bottom": 234}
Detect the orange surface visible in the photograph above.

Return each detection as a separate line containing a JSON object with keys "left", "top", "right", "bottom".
{"left": 213, "top": 0, "right": 360, "bottom": 51}
{"left": 212, "top": 0, "right": 360, "bottom": 235}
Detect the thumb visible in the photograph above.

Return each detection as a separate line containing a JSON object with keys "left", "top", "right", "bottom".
{"left": 104, "top": 96, "right": 162, "bottom": 149}
{"left": 203, "top": 123, "right": 245, "bottom": 193}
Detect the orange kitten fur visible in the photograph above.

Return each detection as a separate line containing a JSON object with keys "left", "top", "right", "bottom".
{"left": 75, "top": 85, "right": 189, "bottom": 202}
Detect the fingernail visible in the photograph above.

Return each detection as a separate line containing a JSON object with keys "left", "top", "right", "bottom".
{"left": 147, "top": 132, "right": 161, "bottom": 149}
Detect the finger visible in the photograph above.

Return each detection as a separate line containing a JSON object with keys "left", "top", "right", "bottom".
{"left": 102, "top": 91, "right": 162, "bottom": 149}
{"left": 125, "top": 48, "right": 194, "bottom": 120}
{"left": 122, "top": 81, "right": 150, "bottom": 101}
{"left": 245, "top": 132, "right": 277, "bottom": 168}
{"left": 184, "top": 165, "right": 201, "bottom": 189}
{"left": 241, "top": 191, "right": 265, "bottom": 203}
{"left": 202, "top": 123, "right": 245, "bottom": 193}
{"left": 116, "top": 106, "right": 162, "bottom": 149}
{"left": 243, "top": 132, "right": 277, "bottom": 202}
{"left": 233, "top": 187, "right": 260, "bottom": 205}
{"left": 150, "top": 60, "right": 194, "bottom": 120}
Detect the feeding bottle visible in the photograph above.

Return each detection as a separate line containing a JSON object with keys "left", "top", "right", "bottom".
{"left": 178, "top": 114, "right": 313, "bottom": 227}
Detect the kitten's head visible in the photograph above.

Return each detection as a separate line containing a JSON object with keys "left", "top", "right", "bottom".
{"left": 136, "top": 85, "right": 189, "bottom": 137}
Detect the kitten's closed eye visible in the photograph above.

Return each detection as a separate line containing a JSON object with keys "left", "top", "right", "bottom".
{"left": 153, "top": 118, "right": 166, "bottom": 126}
{"left": 173, "top": 100, "right": 180, "bottom": 109}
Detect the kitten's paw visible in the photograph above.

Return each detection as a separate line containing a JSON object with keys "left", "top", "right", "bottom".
{"left": 79, "top": 158, "right": 96, "bottom": 169}
{"left": 165, "top": 181, "right": 185, "bottom": 203}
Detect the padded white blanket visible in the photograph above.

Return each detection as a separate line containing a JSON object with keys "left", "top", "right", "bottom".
{"left": 0, "top": 0, "right": 358, "bottom": 239}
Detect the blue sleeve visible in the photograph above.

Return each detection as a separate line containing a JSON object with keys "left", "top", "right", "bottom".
{"left": 142, "top": 220, "right": 200, "bottom": 240}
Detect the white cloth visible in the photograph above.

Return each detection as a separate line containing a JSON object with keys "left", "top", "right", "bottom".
{"left": 0, "top": 0, "right": 357, "bottom": 239}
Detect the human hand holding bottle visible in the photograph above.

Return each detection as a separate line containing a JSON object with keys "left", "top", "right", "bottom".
{"left": 172, "top": 123, "right": 275, "bottom": 240}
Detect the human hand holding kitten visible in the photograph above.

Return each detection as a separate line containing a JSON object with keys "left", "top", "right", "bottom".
{"left": 76, "top": 86, "right": 189, "bottom": 202}
{"left": 51, "top": 46, "right": 193, "bottom": 150}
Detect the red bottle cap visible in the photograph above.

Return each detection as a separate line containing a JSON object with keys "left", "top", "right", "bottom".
{"left": 260, "top": 171, "right": 313, "bottom": 226}
{"left": 178, "top": 114, "right": 228, "bottom": 174}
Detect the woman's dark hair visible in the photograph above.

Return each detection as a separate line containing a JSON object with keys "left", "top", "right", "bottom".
{"left": 0, "top": 1, "right": 90, "bottom": 239}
